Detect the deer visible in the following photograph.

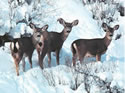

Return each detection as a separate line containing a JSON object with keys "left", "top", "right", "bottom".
{"left": 46, "top": 18, "right": 79, "bottom": 68}
{"left": 10, "top": 37, "right": 35, "bottom": 76}
{"left": 10, "top": 24, "right": 48, "bottom": 76}
{"left": 30, "top": 18, "right": 79, "bottom": 69}
{"left": 71, "top": 22, "right": 119, "bottom": 66}
{"left": 0, "top": 33, "right": 13, "bottom": 47}
{"left": 29, "top": 22, "right": 49, "bottom": 69}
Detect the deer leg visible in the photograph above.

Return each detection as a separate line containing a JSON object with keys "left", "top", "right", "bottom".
{"left": 79, "top": 55, "right": 84, "bottom": 65}
{"left": 14, "top": 59, "right": 20, "bottom": 76}
{"left": 13, "top": 54, "right": 22, "bottom": 76}
{"left": 39, "top": 48, "right": 47, "bottom": 69}
{"left": 96, "top": 54, "right": 101, "bottom": 61}
{"left": 78, "top": 51, "right": 86, "bottom": 65}
{"left": 22, "top": 57, "right": 25, "bottom": 72}
{"left": 56, "top": 50, "right": 60, "bottom": 65}
{"left": 47, "top": 52, "right": 51, "bottom": 67}
{"left": 72, "top": 53, "right": 77, "bottom": 67}
{"left": 37, "top": 50, "right": 41, "bottom": 66}
{"left": 28, "top": 55, "right": 33, "bottom": 68}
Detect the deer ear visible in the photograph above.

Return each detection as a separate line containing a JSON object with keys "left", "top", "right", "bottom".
{"left": 29, "top": 22, "right": 36, "bottom": 30}
{"left": 72, "top": 20, "right": 79, "bottom": 26}
{"left": 42, "top": 24, "right": 48, "bottom": 31}
{"left": 114, "top": 25, "right": 119, "bottom": 30}
{"left": 102, "top": 23, "right": 108, "bottom": 32}
{"left": 57, "top": 18, "right": 66, "bottom": 26}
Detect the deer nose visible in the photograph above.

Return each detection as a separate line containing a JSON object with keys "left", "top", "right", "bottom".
{"left": 39, "top": 42, "right": 42, "bottom": 46}
{"left": 110, "top": 34, "right": 113, "bottom": 37}
{"left": 37, "top": 35, "right": 41, "bottom": 37}
{"left": 67, "top": 30, "right": 71, "bottom": 33}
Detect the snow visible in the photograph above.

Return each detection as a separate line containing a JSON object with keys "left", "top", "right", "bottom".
{"left": 0, "top": 0, "right": 125, "bottom": 93}
{"left": 0, "top": 61, "right": 124, "bottom": 93}
{"left": 0, "top": 0, "right": 10, "bottom": 35}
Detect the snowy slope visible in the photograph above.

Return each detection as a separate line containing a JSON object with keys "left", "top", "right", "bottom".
{"left": 0, "top": 0, "right": 125, "bottom": 93}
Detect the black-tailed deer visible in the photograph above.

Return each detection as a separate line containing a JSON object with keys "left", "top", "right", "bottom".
{"left": 29, "top": 23, "right": 49, "bottom": 69}
{"left": 10, "top": 37, "right": 35, "bottom": 76}
{"left": 71, "top": 23, "right": 119, "bottom": 66}
{"left": 46, "top": 18, "right": 79, "bottom": 67}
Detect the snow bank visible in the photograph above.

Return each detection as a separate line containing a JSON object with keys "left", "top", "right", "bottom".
{"left": 0, "top": 62, "right": 124, "bottom": 93}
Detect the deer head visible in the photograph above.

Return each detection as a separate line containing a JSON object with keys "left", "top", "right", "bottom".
{"left": 57, "top": 18, "right": 79, "bottom": 40}
{"left": 29, "top": 22, "right": 48, "bottom": 47}
{"left": 102, "top": 23, "right": 119, "bottom": 40}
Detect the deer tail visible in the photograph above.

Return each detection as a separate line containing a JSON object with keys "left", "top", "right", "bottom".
{"left": 10, "top": 41, "right": 19, "bottom": 53}
{"left": 71, "top": 42, "right": 78, "bottom": 55}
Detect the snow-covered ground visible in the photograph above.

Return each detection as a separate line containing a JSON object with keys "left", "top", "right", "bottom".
{"left": 0, "top": 0, "right": 125, "bottom": 93}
